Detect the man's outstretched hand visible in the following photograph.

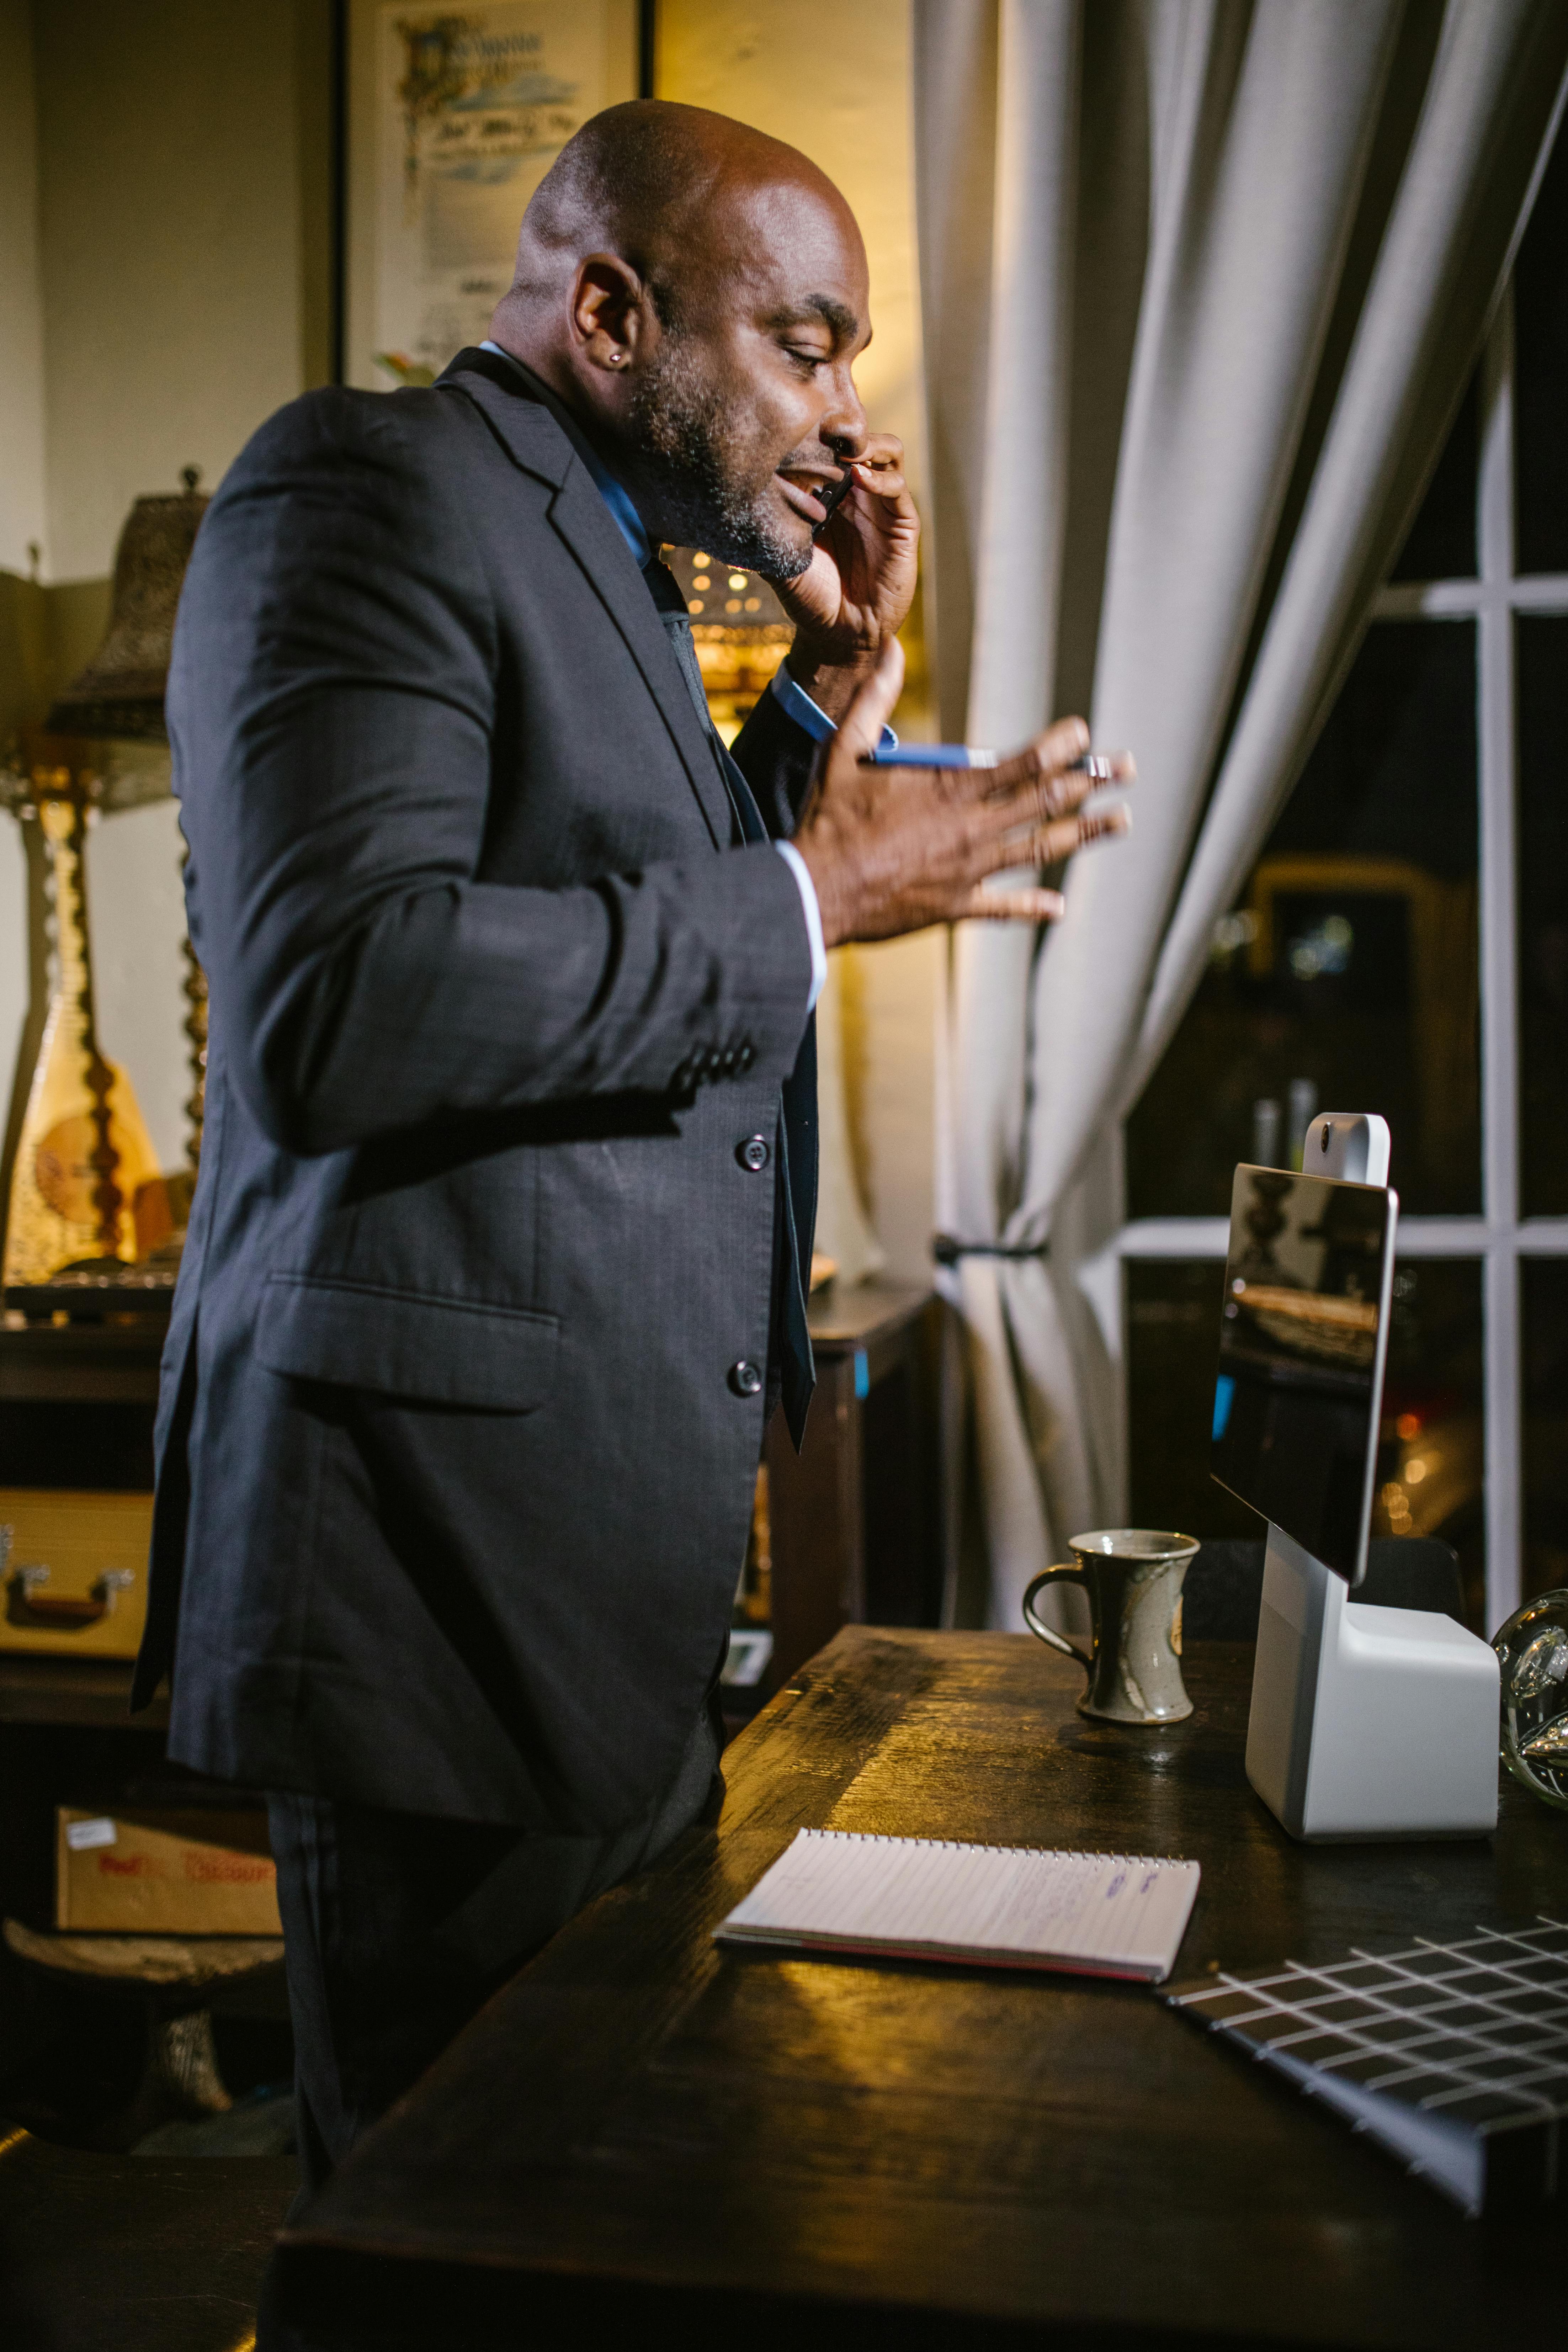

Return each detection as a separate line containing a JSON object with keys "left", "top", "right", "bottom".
{"left": 792, "top": 637, "right": 1134, "bottom": 949}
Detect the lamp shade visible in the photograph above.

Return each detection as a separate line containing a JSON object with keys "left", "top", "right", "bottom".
{"left": 44, "top": 467, "right": 209, "bottom": 741}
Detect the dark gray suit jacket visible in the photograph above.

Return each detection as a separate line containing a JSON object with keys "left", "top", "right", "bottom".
{"left": 137, "top": 348, "right": 819, "bottom": 1834}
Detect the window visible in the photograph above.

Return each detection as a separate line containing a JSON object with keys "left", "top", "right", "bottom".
{"left": 1121, "top": 127, "right": 1568, "bottom": 1632}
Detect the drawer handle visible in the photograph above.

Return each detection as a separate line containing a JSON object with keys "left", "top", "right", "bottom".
{"left": 2, "top": 1539, "right": 135, "bottom": 1628}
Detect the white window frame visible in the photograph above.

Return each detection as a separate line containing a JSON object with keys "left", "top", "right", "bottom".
{"left": 1113, "top": 291, "right": 1568, "bottom": 1633}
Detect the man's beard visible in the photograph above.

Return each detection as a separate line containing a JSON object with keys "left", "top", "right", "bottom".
{"left": 626, "top": 337, "right": 813, "bottom": 581}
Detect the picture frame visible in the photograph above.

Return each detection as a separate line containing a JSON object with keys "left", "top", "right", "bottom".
{"left": 344, "top": 0, "right": 642, "bottom": 393}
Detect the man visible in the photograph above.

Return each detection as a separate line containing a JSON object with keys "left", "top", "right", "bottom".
{"left": 138, "top": 100, "right": 1128, "bottom": 2189}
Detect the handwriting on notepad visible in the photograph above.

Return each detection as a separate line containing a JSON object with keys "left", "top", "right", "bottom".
{"left": 715, "top": 1829, "right": 1201, "bottom": 1984}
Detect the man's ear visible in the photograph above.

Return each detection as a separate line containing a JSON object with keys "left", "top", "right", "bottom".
{"left": 572, "top": 253, "right": 649, "bottom": 374}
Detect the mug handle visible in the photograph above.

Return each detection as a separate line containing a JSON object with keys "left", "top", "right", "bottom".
{"left": 1021, "top": 1565, "right": 1094, "bottom": 1678}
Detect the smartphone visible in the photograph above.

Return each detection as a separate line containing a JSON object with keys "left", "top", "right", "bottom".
{"left": 811, "top": 466, "right": 857, "bottom": 538}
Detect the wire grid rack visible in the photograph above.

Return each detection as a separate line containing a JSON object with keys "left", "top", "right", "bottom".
{"left": 1167, "top": 1917, "right": 1568, "bottom": 2212}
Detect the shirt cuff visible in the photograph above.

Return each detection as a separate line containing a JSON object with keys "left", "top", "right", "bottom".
{"left": 773, "top": 839, "right": 827, "bottom": 1014}
{"left": 770, "top": 660, "right": 897, "bottom": 751}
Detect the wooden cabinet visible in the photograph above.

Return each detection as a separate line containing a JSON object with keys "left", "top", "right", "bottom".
{"left": 763, "top": 1281, "right": 945, "bottom": 1692}
{"left": 0, "top": 1320, "right": 164, "bottom": 1728}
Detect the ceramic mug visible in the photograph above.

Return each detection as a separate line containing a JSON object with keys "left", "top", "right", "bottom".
{"left": 1022, "top": 1528, "right": 1198, "bottom": 1724}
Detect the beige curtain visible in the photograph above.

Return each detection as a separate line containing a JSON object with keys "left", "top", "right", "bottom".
{"left": 814, "top": 952, "right": 886, "bottom": 1286}
{"left": 915, "top": 0, "right": 1568, "bottom": 1629}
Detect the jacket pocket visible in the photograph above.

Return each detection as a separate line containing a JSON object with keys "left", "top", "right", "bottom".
{"left": 254, "top": 1274, "right": 559, "bottom": 1410}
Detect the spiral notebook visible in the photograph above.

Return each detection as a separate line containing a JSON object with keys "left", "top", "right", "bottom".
{"left": 715, "top": 1828, "right": 1201, "bottom": 1982}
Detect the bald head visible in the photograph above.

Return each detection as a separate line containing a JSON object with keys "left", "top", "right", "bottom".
{"left": 504, "top": 100, "right": 856, "bottom": 326}
{"left": 489, "top": 101, "right": 873, "bottom": 578}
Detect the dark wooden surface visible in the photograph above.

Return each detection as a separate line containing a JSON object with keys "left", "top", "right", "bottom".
{"left": 279, "top": 1629, "right": 1568, "bottom": 2352}
{"left": 805, "top": 1277, "right": 933, "bottom": 1353}
{"left": 0, "top": 1656, "right": 162, "bottom": 1730}
{"left": 764, "top": 1284, "right": 942, "bottom": 1690}
{"left": 0, "top": 1321, "right": 164, "bottom": 1405}
{"left": 0, "top": 2124, "right": 295, "bottom": 2352}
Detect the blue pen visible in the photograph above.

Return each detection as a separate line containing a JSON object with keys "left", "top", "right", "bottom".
{"left": 866, "top": 746, "right": 1115, "bottom": 775}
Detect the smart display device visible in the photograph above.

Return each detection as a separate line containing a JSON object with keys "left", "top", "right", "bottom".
{"left": 1211, "top": 1114, "right": 1499, "bottom": 1841}
{"left": 1212, "top": 1157, "right": 1393, "bottom": 1585}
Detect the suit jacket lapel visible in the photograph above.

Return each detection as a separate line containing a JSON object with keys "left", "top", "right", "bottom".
{"left": 546, "top": 465, "right": 733, "bottom": 848}
{"left": 437, "top": 350, "right": 732, "bottom": 850}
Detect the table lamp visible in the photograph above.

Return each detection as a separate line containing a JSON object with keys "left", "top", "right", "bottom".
{"left": 1, "top": 471, "right": 209, "bottom": 1306}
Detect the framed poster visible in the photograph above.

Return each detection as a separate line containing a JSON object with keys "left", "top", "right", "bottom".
{"left": 345, "top": 1, "right": 641, "bottom": 391}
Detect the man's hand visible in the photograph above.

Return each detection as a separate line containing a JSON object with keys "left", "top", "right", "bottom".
{"left": 772, "top": 434, "right": 919, "bottom": 722}
{"left": 793, "top": 639, "right": 1134, "bottom": 948}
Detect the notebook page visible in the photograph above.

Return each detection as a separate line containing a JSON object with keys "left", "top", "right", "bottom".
{"left": 721, "top": 1829, "right": 1200, "bottom": 1979}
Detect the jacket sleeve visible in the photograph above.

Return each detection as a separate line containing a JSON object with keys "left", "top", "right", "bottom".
{"left": 727, "top": 669, "right": 820, "bottom": 840}
{"left": 170, "top": 390, "right": 813, "bottom": 1157}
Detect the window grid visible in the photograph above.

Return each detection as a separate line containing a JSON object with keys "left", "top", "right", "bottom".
{"left": 1117, "top": 291, "right": 1568, "bottom": 1632}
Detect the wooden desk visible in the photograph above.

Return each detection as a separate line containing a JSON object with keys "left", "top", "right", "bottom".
{"left": 0, "top": 2127, "right": 296, "bottom": 2352}
{"left": 277, "top": 1630, "right": 1568, "bottom": 2351}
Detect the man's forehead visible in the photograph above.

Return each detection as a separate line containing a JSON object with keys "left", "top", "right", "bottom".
{"left": 708, "top": 177, "right": 870, "bottom": 338}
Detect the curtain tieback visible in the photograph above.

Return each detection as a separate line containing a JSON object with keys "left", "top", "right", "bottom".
{"left": 932, "top": 1234, "right": 1050, "bottom": 1267}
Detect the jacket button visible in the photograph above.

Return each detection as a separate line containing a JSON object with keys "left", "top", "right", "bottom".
{"left": 737, "top": 1134, "right": 770, "bottom": 1172}
{"left": 728, "top": 1359, "right": 763, "bottom": 1397}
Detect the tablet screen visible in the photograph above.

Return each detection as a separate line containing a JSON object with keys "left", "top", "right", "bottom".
{"left": 1210, "top": 1165, "right": 1396, "bottom": 1583}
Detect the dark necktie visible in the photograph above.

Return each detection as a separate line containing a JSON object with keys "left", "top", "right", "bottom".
{"left": 644, "top": 559, "right": 817, "bottom": 1445}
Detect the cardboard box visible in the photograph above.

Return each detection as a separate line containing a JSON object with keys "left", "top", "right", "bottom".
{"left": 55, "top": 1808, "right": 282, "bottom": 1936}
{"left": 1, "top": 1489, "right": 153, "bottom": 1658}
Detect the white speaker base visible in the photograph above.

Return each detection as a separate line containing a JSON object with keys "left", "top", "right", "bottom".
{"left": 1245, "top": 1524, "right": 1500, "bottom": 1842}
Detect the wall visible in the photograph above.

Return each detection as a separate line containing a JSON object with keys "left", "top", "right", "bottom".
{"left": 0, "top": 0, "right": 46, "bottom": 578}
{"left": 33, "top": 0, "right": 333, "bottom": 582}
{"left": 1, "top": 0, "right": 334, "bottom": 1181}
{"left": 660, "top": 0, "right": 940, "bottom": 1282}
